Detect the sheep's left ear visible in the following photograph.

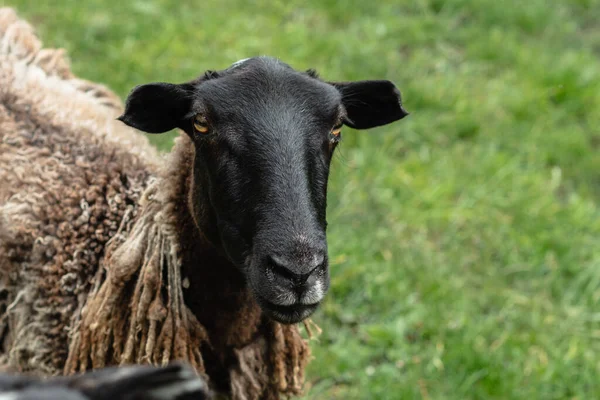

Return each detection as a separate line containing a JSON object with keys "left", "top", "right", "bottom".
{"left": 118, "top": 83, "right": 193, "bottom": 133}
{"left": 330, "top": 80, "right": 409, "bottom": 129}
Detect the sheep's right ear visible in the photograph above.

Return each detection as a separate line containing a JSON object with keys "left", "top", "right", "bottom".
{"left": 118, "top": 83, "right": 193, "bottom": 133}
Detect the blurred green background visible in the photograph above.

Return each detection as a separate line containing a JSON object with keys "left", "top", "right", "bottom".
{"left": 4, "top": 0, "right": 600, "bottom": 398}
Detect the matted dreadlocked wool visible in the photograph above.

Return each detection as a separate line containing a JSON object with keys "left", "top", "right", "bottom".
{"left": 0, "top": 8, "right": 314, "bottom": 399}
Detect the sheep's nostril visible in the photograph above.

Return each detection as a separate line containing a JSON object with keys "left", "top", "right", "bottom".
{"left": 268, "top": 253, "right": 324, "bottom": 287}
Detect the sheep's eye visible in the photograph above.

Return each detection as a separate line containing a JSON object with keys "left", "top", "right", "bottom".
{"left": 193, "top": 114, "right": 209, "bottom": 134}
{"left": 330, "top": 124, "right": 342, "bottom": 142}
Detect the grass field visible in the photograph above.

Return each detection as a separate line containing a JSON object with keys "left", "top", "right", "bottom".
{"left": 3, "top": 0, "right": 600, "bottom": 398}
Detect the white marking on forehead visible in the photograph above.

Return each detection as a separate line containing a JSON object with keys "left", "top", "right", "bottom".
{"left": 229, "top": 58, "right": 250, "bottom": 69}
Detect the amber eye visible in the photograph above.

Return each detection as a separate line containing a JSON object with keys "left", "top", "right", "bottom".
{"left": 330, "top": 124, "right": 342, "bottom": 142}
{"left": 193, "top": 114, "right": 209, "bottom": 134}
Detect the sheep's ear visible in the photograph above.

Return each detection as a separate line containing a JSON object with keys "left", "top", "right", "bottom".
{"left": 330, "top": 80, "right": 409, "bottom": 129}
{"left": 118, "top": 83, "right": 193, "bottom": 133}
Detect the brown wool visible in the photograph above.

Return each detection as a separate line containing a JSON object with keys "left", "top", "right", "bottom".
{"left": 0, "top": 7, "right": 314, "bottom": 399}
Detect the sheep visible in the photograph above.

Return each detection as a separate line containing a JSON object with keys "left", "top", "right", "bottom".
{"left": 0, "top": 7, "right": 408, "bottom": 400}
{"left": 0, "top": 362, "right": 209, "bottom": 400}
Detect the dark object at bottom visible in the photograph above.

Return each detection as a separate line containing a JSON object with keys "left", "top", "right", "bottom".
{"left": 0, "top": 362, "right": 209, "bottom": 400}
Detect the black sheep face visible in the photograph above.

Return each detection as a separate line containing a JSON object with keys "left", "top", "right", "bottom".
{"left": 119, "top": 56, "right": 408, "bottom": 324}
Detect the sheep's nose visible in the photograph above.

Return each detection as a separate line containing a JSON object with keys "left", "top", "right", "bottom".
{"left": 268, "top": 252, "right": 325, "bottom": 289}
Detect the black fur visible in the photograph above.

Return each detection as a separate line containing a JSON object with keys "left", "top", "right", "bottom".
{"left": 119, "top": 56, "right": 408, "bottom": 323}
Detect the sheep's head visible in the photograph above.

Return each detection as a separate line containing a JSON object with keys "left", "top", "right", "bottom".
{"left": 118, "top": 57, "right": 408, "bottom": 324}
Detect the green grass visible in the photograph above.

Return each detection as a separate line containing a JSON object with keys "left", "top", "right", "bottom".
{"left": 4, "top": 0, "right": 600, "bottom": 398}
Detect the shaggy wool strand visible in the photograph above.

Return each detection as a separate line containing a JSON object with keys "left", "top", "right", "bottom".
{"left": 0, "top": 8, "right": 314, "bottom": 399}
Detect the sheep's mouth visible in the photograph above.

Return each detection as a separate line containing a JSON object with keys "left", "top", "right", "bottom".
{"left": 256, "top": 296, "right": 319, "bottom": 324}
